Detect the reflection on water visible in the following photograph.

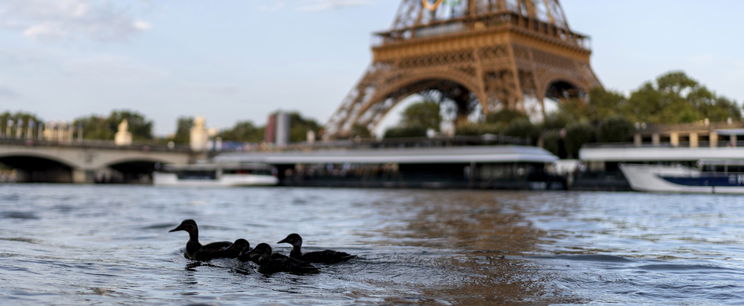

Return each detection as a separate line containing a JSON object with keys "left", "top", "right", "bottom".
{"left": 1, "top": 185, "right": 744, "bottom": 304}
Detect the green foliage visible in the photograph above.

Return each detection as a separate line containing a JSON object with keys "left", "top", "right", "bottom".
{"left": 287, "top": 112, "right": 321, "bottom": 143}
{"left": 0, "top": 112, "right": 43, "bottom": 131}
{"left": 383, "top": 126, "right": 428, "bottom": 138}
{"left": 564, "top": 122, "right": 595, "bottom": 158}
{"left": 350, "top": 124, "right": 372, "bottom": 139}
{"left": 73, "top": 115, "right": 111, "bottom": 140}
{"left": 107, "top": 110, "right": 154, "bottom": 140}
{"left": 535, "top": 71, "right": 740, "bottom": 154}
{"left": 485, "top": 109, "right": 529, "bottom": 125}
{"left": 453, "top": 122, "right": 501, "bottom": 136}
{"left": 503, "top": 118, "right": 539, "bottom": 144}
{"left": 74, "top": 110, "right": 153, "bottom": 141}
{"left": 546, "top": 88, "right": 626, "bottom": 125}
{"left": 401, "top": 101, "right": 441, "bottom": 130}
{"left": 597, "top": 116, "right": 634, "bottom": 143}
{"left": 541, "top": 112, "right": 573, "bottom": 130}
{"left": 220, "top": 120, "right": 264, "bottom": 143}
{"left": 623, "top": 71, "right": 741, "bottom": 123}
{"left": 541, "top": 130, "right": 563, "bottom": 158}
{"left": 587, "top": 87, "right": 627, "bottom": 120}
{"left": 383, "top": 101, "right": 442, "bottom": 139}
{"left": 171, "top": 117, "right": 193, "bottom": 144}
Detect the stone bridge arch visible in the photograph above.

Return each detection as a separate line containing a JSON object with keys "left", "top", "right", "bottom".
{"left": 0, "top": 152, "right": 77, "bottom": 183}
{"left": 0, "top": 143, "right": 193, "bottom": 183}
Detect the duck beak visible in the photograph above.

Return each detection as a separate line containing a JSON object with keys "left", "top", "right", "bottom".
{"left": 169, "top": 225, "right": 183, "bottom": 232}
{"left": 277, "top": 237, "right": 288, "bottom": 244}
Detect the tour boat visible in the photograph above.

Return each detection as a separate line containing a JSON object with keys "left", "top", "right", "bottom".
{"left": 153, "top": 162, "right": 278, "bottom": 187}
{"left": 619, "top": 161, "right": 744, "bottom": 194}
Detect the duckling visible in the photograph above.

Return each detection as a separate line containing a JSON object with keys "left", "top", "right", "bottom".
{"left": 243, "top": 243, "right": 319, "bottom": 274}
{"left": 220, "top": 239, "right": 251, "bottom": 258}
{"left": 278, "top": 233, "right": 355, "bottom": 264}
{"left": 194, "top": 239, "right": 251, "bottom": 261}
{"left": 169, "top": 219, "right": 232, "bottom": 261}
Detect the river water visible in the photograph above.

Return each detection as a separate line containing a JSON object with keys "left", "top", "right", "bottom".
{"left": 1, "top": 185, "right": 743, "bottom": 304}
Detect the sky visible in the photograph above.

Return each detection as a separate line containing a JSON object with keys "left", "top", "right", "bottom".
{"left": 0, "top": 0, "right": 743, "bottom": 136}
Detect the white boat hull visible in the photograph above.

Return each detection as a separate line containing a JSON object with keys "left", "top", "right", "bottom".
{"left": 153, "top": 172, "right": 278, "bottom": 187}
{"left": 619, "top": 164, "right": 744, "bottom": 194}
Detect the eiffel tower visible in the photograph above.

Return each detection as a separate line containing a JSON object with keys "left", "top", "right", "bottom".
{"left": 325, "top": 0, "right": 600, "bottom": 138}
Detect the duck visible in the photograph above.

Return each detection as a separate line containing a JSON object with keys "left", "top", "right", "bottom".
{"left": 243, "top": 243, "right": 319, "bottom": 274}
{"left": 278, "top": 233, "right": 355, "bottom": 264}
{"left": 194, "top": 238, "right": 251, "bottom": 261}
{"left": 169, "top": 219, "right": 233, "bottom": 261}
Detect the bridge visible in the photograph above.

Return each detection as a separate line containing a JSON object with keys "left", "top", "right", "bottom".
{"left": 0, "top": 138, "right": 200, "bottom": 183}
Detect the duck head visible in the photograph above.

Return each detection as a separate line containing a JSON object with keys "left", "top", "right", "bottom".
{"left": 247, "top": 243, "right": 272, "bottom": 262}
{"left": 232, "top": 239, "right": 250, "bottom": 252}
{"left": 169, "top": 219, "right": 198, "bottom": 234}
{"left": 278, "top": 233, "right": 303, "bottom": 247}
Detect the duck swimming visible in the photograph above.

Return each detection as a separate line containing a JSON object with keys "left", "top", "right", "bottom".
{"left": 278, "top": 233, "right": 355, "bottom": 264}
{"left": 194, "top": 238, "right": 251, "bottom": 261}
{"left": 243, "top": 243, "right": 319, "bottom": 274}
{"left": 169, "top": 219, "right": 233, "bottom": 261}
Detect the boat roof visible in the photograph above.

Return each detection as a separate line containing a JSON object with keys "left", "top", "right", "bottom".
{"left": 163, "top": 162, "right": 273, "bottom": 171}
{"left": 580, "top": 146, "right": 744, "bottom": 162}
{"left": 716, "top": 129, "right": 744, "bottom": 135}
{"left": 215, "top": 145, "right": 557, "bottom": 165}
{"left": 698, "top": 159, "right": 744, "bottom": 166}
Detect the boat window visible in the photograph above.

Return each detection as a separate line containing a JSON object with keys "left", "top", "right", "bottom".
{"left": 223, "top": 169, "right": 273, "bottom": 175}
{"left": 176, "top": 170, "right": 217, "bottom": 180}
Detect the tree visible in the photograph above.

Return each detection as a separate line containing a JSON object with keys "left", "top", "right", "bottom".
{"left": 0, "top": 112, "right": 43, "bottom": 137}
{"left": 541, "top": 112, "right": 573, "bottom": 130}
{"left": 401, "top": 101, "right": 441, "bottom": 130}
{"left": 485, "top": 109, "right": 529, "bottom": 125}
{"left": 454, "top": 122, "right": 501, "bottom": 136}
{"left": 541, "top": 130, "right": 563, "bottom": 158}
{"left": 350, "top": 123, "right": 373, "bottom": 139}
{"left": 383, "top": 126, "right": 428, "bottom": 138}
{"left": 503, "top": 118, "right": 540, "bottom": 144}
{"left": 73, "top": 115, "right": 112, "bottom": 140}
{"left": 587, "top": 87, "right": 628, "bottom": 121}
{"left": 597, "top": 116, "right": 634, "bottom": 143}
{"left": 287, "top": 112, "right": 322, "bottom": 143}
{"left": 74, "top": 110, "right": 154, "bottom": 141}
{"left": 220, "top": 120, "right": 264, "bottom": 143}
{"left": 564, "top": 122, "right": 595, "bottom": 159}
{"left": 171, "top": 117, "right": 193, "bottom": 144}
{"left": 107, "top": 110, "right": 153, "bottom": 140}
{"left": 625, "top": 71, "right": 741, "bottom": 123}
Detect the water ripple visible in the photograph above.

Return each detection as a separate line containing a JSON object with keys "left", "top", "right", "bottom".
{"left": 0, "top": 186, "right": 743, "bottom": 304}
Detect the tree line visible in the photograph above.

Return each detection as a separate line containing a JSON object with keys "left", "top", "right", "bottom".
{"left": 378, "top": 71, "right": 742, "bottom": 158}
{"left": 4, "top": 71, "right": 738, "bottom": 156}
{"left": 0, "top": 110, "right": 323, "bottom": 145}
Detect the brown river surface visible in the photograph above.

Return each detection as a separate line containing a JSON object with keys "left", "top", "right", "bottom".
{"left": 1, "top": 184, "right": 743, "bottom": 304}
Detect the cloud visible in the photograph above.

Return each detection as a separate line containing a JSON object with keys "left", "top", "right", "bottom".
{"left": 0, "top": 0, "right": 151, "bottom": 42}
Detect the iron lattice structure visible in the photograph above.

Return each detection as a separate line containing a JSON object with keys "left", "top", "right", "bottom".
{"left": 325, "top": 0, "right": 601, "bottom": 138}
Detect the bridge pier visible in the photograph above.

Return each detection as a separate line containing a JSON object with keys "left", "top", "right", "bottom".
{"left": 72, "top": 169, "right": 95, "bottom": 184}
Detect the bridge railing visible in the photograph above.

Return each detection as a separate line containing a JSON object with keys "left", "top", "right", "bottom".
{"left": 0, "top": 137, "right": 192, "bottom": 152}
{"left": 219, "top": 134, "right": 532, "bottom": 153}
